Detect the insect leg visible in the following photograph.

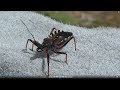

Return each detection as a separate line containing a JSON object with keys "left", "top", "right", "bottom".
{"left": 52, "top": 51, "right": 68, "bottom": 64}
{"left": 46, "top": 49, "right": 50, "bottom": 77}
{"left": 57, "top": 36, "right": 76, "bottom": 51}
{"left": 26, "top": 39, "right": 32, "bottom": 51}
{"left": 26, "top": 38, "right": 43, "bottom": 51}
{"left": 73, "top": 36, "right": 76, "bottom": 51}
{"left": 31, "top": 43, "right": 34, "bottom": 51}
{"left": 26, "top": 39, "right": 36, "bottom": 51}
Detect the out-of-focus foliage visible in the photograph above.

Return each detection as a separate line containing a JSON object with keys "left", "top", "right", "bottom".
{"left": 35, "top": 11, "right": 120, "bottom": 28}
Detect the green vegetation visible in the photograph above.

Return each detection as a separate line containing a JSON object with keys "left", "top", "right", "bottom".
{"left": 35, "top": 11, "right": 120, "bottom": 28}
{"left": 35, "top": 11, "right": 79, "bottom": 25}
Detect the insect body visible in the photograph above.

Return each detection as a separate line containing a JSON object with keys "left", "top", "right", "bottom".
{"left": 21, "top": 20, "right": 76, "bottom": 77}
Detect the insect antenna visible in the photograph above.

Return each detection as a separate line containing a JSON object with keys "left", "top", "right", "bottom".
{"left": 20, "top": 19, "right": 35, "bottom": 40}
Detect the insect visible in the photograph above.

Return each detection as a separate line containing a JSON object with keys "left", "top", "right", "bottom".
{"left": 20, "top": 19, "right": 76, "bottom": 77}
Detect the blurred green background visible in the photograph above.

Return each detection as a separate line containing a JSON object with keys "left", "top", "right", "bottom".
{"left": 35, "top": 11, "right": 120, "bottom": 28}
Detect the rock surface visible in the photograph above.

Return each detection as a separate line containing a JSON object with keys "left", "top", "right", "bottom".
{"left": 0, "top": 11, "right": 120, "bottom": 78}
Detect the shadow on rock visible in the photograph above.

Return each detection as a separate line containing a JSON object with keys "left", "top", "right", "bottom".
{"left": 22, "top": 49, "right": 66, "bottom": 77}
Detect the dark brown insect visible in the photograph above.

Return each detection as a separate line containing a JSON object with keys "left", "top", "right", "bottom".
{"left": 21, "top": 20, "right": 76, "bottom": 77}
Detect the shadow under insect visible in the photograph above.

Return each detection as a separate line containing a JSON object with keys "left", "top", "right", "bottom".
{"left": 22, "top": 48, "right": 66, "bottom": 77}
{"left": 30, "top": 50, "right": 65, "bottom": 63}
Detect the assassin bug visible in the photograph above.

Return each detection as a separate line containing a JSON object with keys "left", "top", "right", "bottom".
{"left": 20, "top": 19, "right": 76, "bottom": 77}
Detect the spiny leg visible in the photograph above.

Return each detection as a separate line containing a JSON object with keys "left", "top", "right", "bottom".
{"left": 52, "top": 50, "right": 68, "bottom": 64}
